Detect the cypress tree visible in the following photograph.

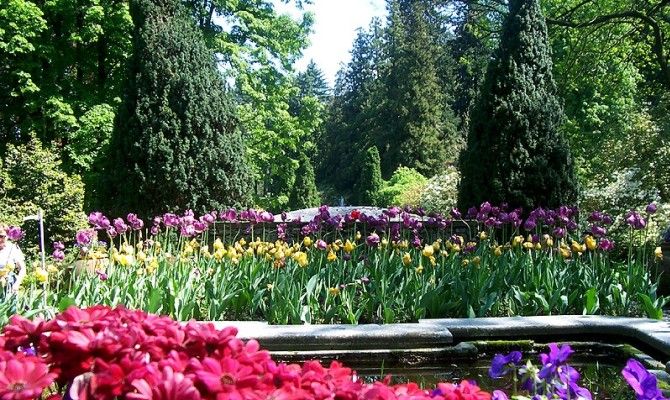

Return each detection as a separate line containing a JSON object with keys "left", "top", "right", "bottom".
{"left": 288, "top": 152, "right": 320, "bottom": 210}
{"left": 354, "top": 146, "right": 383, "bottom": 206}
{"left": 458, "top": 0, "right": 577, "bottom": 211}
{"left": 99, "top": 0, "right": 250, "bottom": 217}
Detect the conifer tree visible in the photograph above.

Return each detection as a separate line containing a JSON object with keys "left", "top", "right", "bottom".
{"left": 458, "top": 0, "right": 578, "bottom": 211}
{"left": 99, "top": 0, "right": 250, "bottom": 217}
{"left": 354, "top": 146, "right": 383, "bottom": 206}
{"left": 378, "top": 0, "right": 458, "bottom": 179}
{"left": 288, "top": 152, "right": 320, "bottom": 210}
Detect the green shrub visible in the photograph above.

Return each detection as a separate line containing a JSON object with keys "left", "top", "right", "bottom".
{"left": 0, "top": 138, "right": 87, "bottom": 249}
{"left": 354, "top": 146, "right": 383, "bottom": 206}
{"left": 377, "top": 167, "right": 427, "bottom": 207}
{"left": 288, "top": 152, "right": 320, "bottom": 210}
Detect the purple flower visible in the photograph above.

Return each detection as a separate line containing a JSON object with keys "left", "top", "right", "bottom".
{"left": 626, "top": 212, "right": 647, "bottom": 230}
{"left": 106, "top": 226, "right": 118, "bottom": 238}
{"left": 480, "top": 201, "right": 492, "bottom": 214}
{"left": 260, "top": 211, "right": 274, "bottom": 222}
{"left": 163, "top": 213, "right": 179, "bottom": 227}
{"left": 97, "top": 270, "right": 108, "bottom": 281}
{"left": 88, "top": 212, "right": 111, "bottom": 230}
{"left": 75, "top": 229, "right": 95, "bottom": 246}
{"left": 590, "top": 225, "right": 607, "bottom": 238}
{"left": 181, "top": 224, "right": 196, "bottom": 237}
{"left": 553, "top": 227, "right": 566, "bottom": 239}
{"left": 412, "top": 235, "right": 422, "bottom": 248}
{"left": 489, "top": 351, "right": 522, "bottom": 379}
{"left": 366, "top": 232, "right": 380, "bottom": 247}
{"left": 588, "top": 211, "right": 604, "bottom": 223}
{"left": 6, "top": 226, "right": 23, "bottom": 241}
{"left": 127, "top": 213, "right": 144, "bottom": 230}
{"left": 599, "top": 239, "right": 614, "bottom": 251}
{"left": 450, "top": 208, "right": 462, "bottom": 219}
{"left": 221, "top": 208, "right": 237, "bottom": 222}
{"left": 52, "top": 250, "right": 65, "bottom": 261}
{"left": 523, "top": 218, "right": 537, "bottom": 231}
{"left": 53, "top": 241, "right": 65, "bottom": 251}
{"left": 193, "top": 221, "right": 207, "bottom": 234}
{"left": 315, "top": 239, "right": 327, "bottom": 250}
{"left": 467, "top": 207, "right": 478, "bottom": 218}
{"left": 492, "top": 390, "right": 509, "bottom": 400}
{"left": 539, "top": 343, "right": 573, "bottom": 379}
{"left": 150, "top": 225, "right": 160, "bottom": 236}
{"left": 113, "top": 218, "right": 128, "bottom": 234}
{"left": 646, "top": 203, "right": 658, "bottom": 214}
{"left": 622, "top": 359, "right": 666, "bottom": 400}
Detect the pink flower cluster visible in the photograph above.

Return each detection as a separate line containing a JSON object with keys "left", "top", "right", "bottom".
{"left": 0, "top": 306, "right": 491, "bottom": 400}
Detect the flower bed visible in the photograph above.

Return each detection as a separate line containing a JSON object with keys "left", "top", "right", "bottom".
{"left": 6, "top": 203, "right": 667, "bottom": 324}
{"left": 0, "top": 306, "right": 662, "bottom": 399}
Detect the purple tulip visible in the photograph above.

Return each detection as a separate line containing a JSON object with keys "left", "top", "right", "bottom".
{"left": 53, "top": 241, "right": 65, "bottom": 251}
{"left": 277, "top": 223, "right": 287, "bottom": 240}
{"left": 193, "top": 221, "right": 207, "bottom": 234}
{"left": 106, "top": 226, "right": 117, "bottom": 238}
{"left": 588, "top": 211, "right": 603, "bottom": 223}
{"left": 523, "top": 218, "right": 537, "bottom": 231}
{"left": 150, "top": 224, "right": 160, "bottom": 236}
{"left": 467, "top": 207, "right": 478, "bottom": 218}
{"left": 127, "top": 213, "right": 144, "bottom": 230}
{"left": 6, "top": 226, "right": 23, "bottom": 241}
{"left": 366, "top": 232, "right": 380, "bottom": 247}
{"left": 88, "top": 212, "right": 111, "bottom": 230}
{"left": 646, "top": 203, "right": 658, "bottom": 214}
{"left": 260, "top": 211, "right": 274, "bottom": 223}
{"left": 97, "top": 271, "right": 108, "bottom": 281}
{"left": 315, "top": 239, "right": 327, "bottom": 250}
{"left": 181, "top": 224, "right": 196, "bottom": 237}
{"left": 221, "top": 208, "right": 237, "bottom": 222}
{"left": 590, "top": 225, "right": 607, "bottom": 238}
{"left": 113, "top": 218, "right": 128, "bottom": 234}
{"left": 450, "top": 208, "right": 462, "bottom": 219}
{"left": 626, "top": 212, "right": 647, "bottom": 230}
{"left": 622, "top": 359, "right": 665, "bottom": 400}
{"left": 76, "top": 229, "right": 95, "bottom": 246}
{"left": 553, "top": 227, "right": 566, "bottom": 239}
{"left": 489, "top": 351, "right": 522, "bottom": 378}
{"left": 599, "top": 239, "right": 614, "bottom": 251}
{"left": 52, "top": 250, "right": 65, "bottom": 261}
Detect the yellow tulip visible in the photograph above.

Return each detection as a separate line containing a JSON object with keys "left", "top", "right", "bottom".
{"left": 344, "top": 240, "right": 355, "bottom": 253}
{"left": 422, "top": 245, "right": 435, "bottom": 258}
{"left": 493, "top": 246, "right": 502, "bottom": 257}
{"left": 213, "top": 238, "right": 225, "bottom": 251}
{"left": 327, "top": 250, "right": 337, "bottom": 262}
{"left": 585, "top": 236, "right": 597, "bottom": 251}
{"left": 655, "top": 247, "right": 663, "bottom": 261}
{"left": 402, "top": 252, "right": 412, "bottom": 266}
{"left": 479, "top": 231, "right": 488, "bottom": 240}
{"left": 303, "top": 236, "right": 313, "bottom": 247}
{"left": 328, "top": 287, "right": 340, "bottom": 297}
{"left": 34, "top": 268, "right": 48, "bottom": 283}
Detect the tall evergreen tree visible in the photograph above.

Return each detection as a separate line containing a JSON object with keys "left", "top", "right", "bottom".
{"left": 296, "top": 61, "right": 330, "bottom": 104}
{"left": 99, "top": 0, "right": 250, "bottom": 217}
{"left": 288, "top": 151, "right": 320, "bottom": 210}
{"left": 354, "top": 146, "right": 383, "bottom": 206}
{"left": 377, "top": 0, "right": 458, "bottom": 179}
{"left": 458, "top": 0, "right": 578, "bottom": 211}
{"left": 317, "top": 21, "right": 383, "bottom": 201}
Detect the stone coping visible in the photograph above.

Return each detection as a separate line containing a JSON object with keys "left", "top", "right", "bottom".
{"left": 211, "top": 316, "right": 670, "bottom": 360}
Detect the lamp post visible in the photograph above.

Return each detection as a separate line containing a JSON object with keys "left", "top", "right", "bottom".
{"left": 23, "top": 209, "right": 45, "bottom": 272}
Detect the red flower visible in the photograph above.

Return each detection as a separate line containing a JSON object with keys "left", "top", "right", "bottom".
{"left": 0, "top": 354, "right": 55, "bottom": 400}
{"left": 2, "top": 316, "right": 46, "bottom": 350}
{"left": 351, "top": 210, "right": 361, "bottom": 220}
{"left": 433, "top": 381, "right": 491, "bottom": 400}
{"left": 129, "top": 367, "right": 201, "bottom": 400}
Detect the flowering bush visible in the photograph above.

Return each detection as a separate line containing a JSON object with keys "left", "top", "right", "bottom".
{"left": 419, "top": 166, "right": 460, "bottom": 214}
{"left": 0, "top": 305, "right": 492, "bottom": 400}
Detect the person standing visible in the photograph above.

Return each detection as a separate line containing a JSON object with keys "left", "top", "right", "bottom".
{"left": 0, "top": 225, "right": 26, "bottom": 294}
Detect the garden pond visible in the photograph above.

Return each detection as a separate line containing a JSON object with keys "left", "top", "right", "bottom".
{"left": 271, "top": 341, "right": 670, "bottom": 399}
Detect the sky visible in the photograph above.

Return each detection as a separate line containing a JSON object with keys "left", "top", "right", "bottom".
{"left": 273, "top": 0, "right": 387, "bottom": 86}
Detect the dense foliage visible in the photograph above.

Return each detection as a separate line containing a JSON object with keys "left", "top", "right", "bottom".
{"left": 458, "top": 0, "right": 578, "bottom": 211}
{"left": 288, "top": 152, "right": 320, "bottom": 210}
{"left": 99, "top": 0, "right": 251, "bottom": 217}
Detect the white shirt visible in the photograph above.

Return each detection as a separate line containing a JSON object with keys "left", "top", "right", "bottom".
{"left": 0, "top": 243, "right": 25, "bottom": 270}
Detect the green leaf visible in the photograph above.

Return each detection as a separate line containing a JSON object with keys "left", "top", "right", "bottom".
{"left": 57, "top": 296, "right": 76, "bottom": 312}
{"left": 147, "top": 287, "right": 163, "bottom": 314}
{"left": 584, "top": 288, "right": 599, "bottom": 314}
